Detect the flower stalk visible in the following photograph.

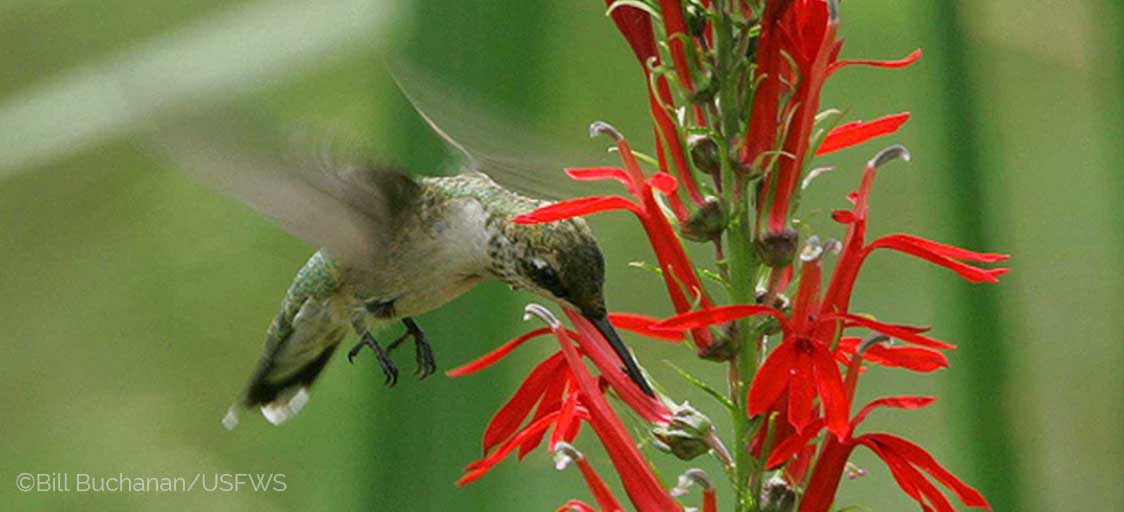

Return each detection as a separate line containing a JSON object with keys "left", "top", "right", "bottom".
{"left": 450, "top": 1, "right": 1003, "bottom": 511}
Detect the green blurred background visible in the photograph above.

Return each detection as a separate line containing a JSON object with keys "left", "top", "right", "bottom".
{"left": 1, "top": 0, "right": 1120, "bottom": 510}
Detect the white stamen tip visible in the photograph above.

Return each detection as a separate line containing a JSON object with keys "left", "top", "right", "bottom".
{"left": 523, "top": 303, "right": 561, "bottom": 328}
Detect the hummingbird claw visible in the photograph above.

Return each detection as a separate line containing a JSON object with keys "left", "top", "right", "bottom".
{"left": 347, "top": 323, "right": 400, "bottom": 386}
{"left": 346, "top": 342, "right": 364, "bottom": 364}
{"left": 402, "top": 318, "right": 437, "bottom": 380}
{"left": 377, "top": 349, "right": 399, "bottom": 387}
{"left": 415, "top": 338, "right": 436, "bottom": 379}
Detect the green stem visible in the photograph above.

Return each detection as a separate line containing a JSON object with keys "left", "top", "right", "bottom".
{"left": 728, "top": 205, "right": 759, "bottom": 512}
{"left": 712, "top": 1, "right": 763, "bottom": 509}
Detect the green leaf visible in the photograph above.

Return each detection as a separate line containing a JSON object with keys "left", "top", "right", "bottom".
{"left": 665, "top": 361, "right": 735, "bottom": 411}
{"left": 628, "top": 260, "right": 664, "bottom": 276}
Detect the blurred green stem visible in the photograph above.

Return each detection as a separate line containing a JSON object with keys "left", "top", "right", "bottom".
{"left": 928, "top": 2, "right": 1020, "bottom": 510}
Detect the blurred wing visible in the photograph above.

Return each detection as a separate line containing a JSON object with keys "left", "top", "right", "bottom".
{"left": 146, "top": 111, "right": 420, "bottom": 271}
{"left": 389, "top": 61, "right": 612, "bottom": 200}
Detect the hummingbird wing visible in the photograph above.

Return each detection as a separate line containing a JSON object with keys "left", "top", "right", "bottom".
{"left": 146, "top": 110, "right": 420, "bottom": 272}
{"left": 390, "top": 62, "right": 614, "bottom": 200}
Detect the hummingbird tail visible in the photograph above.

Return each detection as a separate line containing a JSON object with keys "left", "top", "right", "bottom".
{"left": 224, "top": 299, "right": 348, "bottom": 428}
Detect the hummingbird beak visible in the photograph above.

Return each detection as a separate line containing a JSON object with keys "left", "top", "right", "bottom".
{"left": 585, "top": 313, "right": 656, "bottom": 397}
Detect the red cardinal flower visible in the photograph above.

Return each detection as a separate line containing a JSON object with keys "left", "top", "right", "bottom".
{"left": 738, "top": 0, "right": 921, "bottom": 237}
{"left": 454, "top": 2, "right": 1002, "bottom": 510}
{"left": 515, "top": 123, "right": 716, "bottom": 350}
{"left": 768, "top": 396, "right": 991, "bottom": 512}
{"left": 451, "top": 305, "right": 679, "bottom": 511}
{"left": 604, "top": 0, "right": 704, "bottom": 206}
{"left": 655, "top": 146, "right": 1008, "bottom": 445}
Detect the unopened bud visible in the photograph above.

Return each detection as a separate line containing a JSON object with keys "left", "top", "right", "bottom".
{"left": 753, "top": 290, "right": 789, "bottom": 335}
{"left": 688, "top": 135, "right": 721, "bottom": 176}
{"left": 652, "top": 402, "right": 714, "bottom": 461}
{"left": 756, "top": 228, "right": 799, "bottom": 267}
{"left": 689, "top": 77, "right": 719, "bottom": 104}
{"left": 685, "top": 1, "right": 708, "bottom": 37}
{"left": 760, "top": 476, "right": 796, "bottom": 512}
{"left": 696, "top": 321, "right": 740, "bottom": 361}
{"left": 679, "top": 196, "right": 726, "bottom": 242}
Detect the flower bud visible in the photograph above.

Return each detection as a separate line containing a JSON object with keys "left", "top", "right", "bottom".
{"left": 754, "top": 289, "right": 789, "bottom": 335}
{"left": 688, "top": 135, "right": 721, "bottom": 177}
{"left": 689, "top": 77, "right": 719, "bottom": 104}
{"left": 679, "top": 196, "right": 726, "bottom": 242}
{"left": 685, "top": 0, "right": 709, "bottom": 38}
{"left": 760, "top": 476, "right": 796, "bottom": 512}
{"left": 651, "top": 402, "right": 714, "bottom": 461}
{"left": 696, "top": 320, "right": 740, "bottom": 361}
{"left": 756, "top": 228, "right": 799, "bottom": 267}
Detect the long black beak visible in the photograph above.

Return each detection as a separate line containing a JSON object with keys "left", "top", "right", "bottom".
{"left": 587, "top": 314, "right": 656, "bottom": 397}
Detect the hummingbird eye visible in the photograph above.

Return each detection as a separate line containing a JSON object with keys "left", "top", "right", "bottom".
{"left": 526, "top": 259, "right": 566, "bottom": 299}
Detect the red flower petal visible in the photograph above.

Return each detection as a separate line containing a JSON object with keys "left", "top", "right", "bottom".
{"left": 647, "top": 172, "right": 679, "bottom": 195}
{"left": 550, "top": 386, "right": 581, "bottom": 450}
{"left": 605, "top": 0, "right": 657, "bottom": 63}
{"left": 811, "top": 345, "right": 850, "bottom": 440}
{"left": 836, "top": 336, "right": 948, "bottom": 372}
{"left": 658, "top": 0, "right": 695, "bottom": 91}
{"left": 514, "top": 196, "right": 642, "bottom": 224}
{"left": 816, "top": 113, "right": 911, "bottom": 155}
{"left": 831, "top": 209, "right": 857, "bottom": 224}
{"left": 566, "top": 166, "right": 636, "bottom": 191}
{"left": 800, "top": 437, "right": 858, "bottom": 512}
{"left": 566, "top": 310, "right": 671, "bottom": 423}
{"left": 791, "top": 258, "right": 824, "bottom": 332}
{"left": 868, "top": 234, "right": 1009, "bottom": 283}
{"left": 519, "top": 370, "right": 569, "bottom": 458}
{"left": 446, "top": 327, "right": 552, "bottom": 377}
{"left": 859, "top": 438, "right": 948, "bottom": 511}
{"left": 575, "top": 457, "right": 625, "bottom": 512}
{"left": 458, "top": 410, "right": 562, "bottom": 486}
{"left": 653, "top": 304, "right": 788, "bottom": 332}
{"left": 829, "top": 48, "right": 923, "bottom": 76}
{"left": 872, "top": 234, "right": 1009, "bottom": 263}
{"left": 608, "top": 312, "right": 685, "bottom": 342}
{"left": 865, "top": 345, "right": 949, "bottom": 372}
{"left": 767, "top": 418, "right": 825, "bottom": 469}
{"left": 869, "top": 434, "right": 992, "bottom": 510}
{"left": 787, "top": 346, "right": 817, "bottom": 430}
{"left": 851, "top": 396, "right": 936, "bottom": 431}
{"left": 482, "top": 353, "right": 567, "bottom": 454}
{"left": 823, "top": 313, "right": 957, "bottom": 350}
{"left": 748, "top": 340, "right": 797, "bottom": 416}
{"left": 703, "top": 488, "right": 718, "bottom": 512}
{"left": 552, "top": 312, "right": 681, "bottom": 511}
{"left": 556, "top": 500, "right": 597, "bottom": 512}
{"left": 566, "top": 166, "right": 632, "bottom": 182}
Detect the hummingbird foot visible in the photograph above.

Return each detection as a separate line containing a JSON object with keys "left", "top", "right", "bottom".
{"left": 348, "top": 320, "right": 399, "bottom": 386}
{"left": 386, "top": 317, "right": 437, "bottom": 379}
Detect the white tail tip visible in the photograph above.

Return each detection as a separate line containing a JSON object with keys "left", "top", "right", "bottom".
{"left": 259, "top": 387, "right": 310, "bottom": 426}
{"left": 222, "top": 406, "right": 241, "bottom": 431}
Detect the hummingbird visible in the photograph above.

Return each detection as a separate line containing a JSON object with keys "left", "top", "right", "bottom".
{"left": 155, "top": 111, "right": 656, "bottom": 429}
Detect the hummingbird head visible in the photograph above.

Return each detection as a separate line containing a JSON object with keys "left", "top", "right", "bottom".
{"left": 502, "top": 218, "right": 656, "bottom": 397}
{"left": 511, "top": 219, "right": 608, "bottom": 318}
